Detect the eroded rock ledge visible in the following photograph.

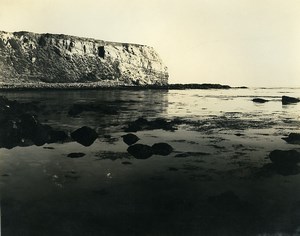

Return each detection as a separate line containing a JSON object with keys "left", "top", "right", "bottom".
{"left": 0, "top": 31, "right": 168, "bottom": 86}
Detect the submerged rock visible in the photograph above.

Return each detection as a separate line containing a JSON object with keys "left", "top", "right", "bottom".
{"left": 71, "top": 126, "right": 98, "bottom": 146}
{"left": 259, "top": 163, "right": 300, "bottom": 176}
{"left": 18, "top": 113, "right": 39, "bottom": 138}
{"left": 266, "top": 149, "right": 300, "bottom": 175}
{"left": 152, "top": 143, "right": 173, "bottom": 156}
{"left": 31, "top": 124, "right": 53, "bottom": 146}
{"left": 127, "top": 144, "right": 153, "bottom": 159}
{"left": 126, "top": 142, "right": 173, "bottom": 158}
{"left": 282, "top": 133, "right": 300, "bottom": 144}
{"left": 0, "top": 121, "right": 21, "bottom": 149}
{"left": 122, "top": 133, "right": 139, "bottom": 145}
{"left": 174, "top": 152, "right": 210, "bottom": 158}
{"left": 48, "top": 130, "right": 68, "bottom": 143}
{"left": 282, "top": 96, "right": 300, "bottom": 105}
{"left": 67, "top": 153, "right": 86, "bottom": 158}
{"left": 252, "top": 98, "right": 268, "bottom": 103}
{"left": 122, "top": 161, "right": 133, "bottom": 165}
{"left": 255, "top": 150, "right": 300, "bottom": 176}
{"left": 124, "top": 117, "right": 177, "bottom": 132}
{"left": 269, "top": 149, "right": 300, "bottom": 166}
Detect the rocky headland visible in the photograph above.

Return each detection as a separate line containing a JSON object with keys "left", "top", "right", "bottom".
{"left": 0, "top": 30, "right": 168, "bottom": 87}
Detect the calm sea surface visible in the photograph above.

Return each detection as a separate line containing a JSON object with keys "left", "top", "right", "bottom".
{"left": 0, "top": 88, "right": 300, "bottom": 235}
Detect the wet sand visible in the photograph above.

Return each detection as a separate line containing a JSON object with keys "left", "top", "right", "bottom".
{"left": 0, "top": 88, "right": 300, "bottom": 235}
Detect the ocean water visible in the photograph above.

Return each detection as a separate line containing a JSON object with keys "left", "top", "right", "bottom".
{"left": 0, "top": 88, "right": 300, "bottom": 235}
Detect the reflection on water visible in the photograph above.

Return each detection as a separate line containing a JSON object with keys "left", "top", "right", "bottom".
{"left": 0, "top": 90, "right": 169, "bottom": 131}
{"left": 0, "top": 88, "right": 300, "bottom": 235}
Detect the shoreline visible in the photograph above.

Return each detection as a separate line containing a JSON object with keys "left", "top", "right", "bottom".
{"left": 0, "top": 82, "right": 233, "bottom": 91}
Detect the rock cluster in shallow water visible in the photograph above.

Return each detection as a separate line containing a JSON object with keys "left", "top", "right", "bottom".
{"left": 0, "top": 96, "right": 68, "bottom": 148}
{"left": 0, "top": 96, "right": 101, "bottom": 149}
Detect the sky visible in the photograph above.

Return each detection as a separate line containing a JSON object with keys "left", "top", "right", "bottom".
{"left": 0, "top": 0, "right": 300, "bottom": 87}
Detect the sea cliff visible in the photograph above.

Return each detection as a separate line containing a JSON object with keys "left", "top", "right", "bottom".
{"left": 0, "top": 31, "right": 168, "bottom": 87}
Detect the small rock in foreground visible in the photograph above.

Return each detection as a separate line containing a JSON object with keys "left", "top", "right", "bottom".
{"left": 282, "top": 133, "right": 300, "bottom": 145}
{"left": 269, "top": 149, "right": 300, "bottom": 166}
{"left": 71, "top": 126, "right": 98, "bottom": 146}
{"left": 152, "top": 143, "right": 173, "bottom": 156}
{"left": 122, "top": 133, "right": 139, "bottom": 145}
{"left": 67, "top": 153, "right": 86, "bottom": 158}
{"left": 127, "top": 144, "right": 153, "bottom": 159}
{"left": 122, "top": 161, "right": 132, "bottom": 165}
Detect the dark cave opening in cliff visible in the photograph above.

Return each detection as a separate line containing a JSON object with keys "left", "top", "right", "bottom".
{"left": 98, "top": 46, "right": 105, "bottom": 59}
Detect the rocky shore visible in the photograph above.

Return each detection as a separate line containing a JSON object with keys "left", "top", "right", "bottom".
{"left": 0, "top": 82, "right": 231, "bottom": 90}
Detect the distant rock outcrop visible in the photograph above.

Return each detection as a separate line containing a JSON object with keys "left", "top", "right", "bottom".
{"left": 252, "top": 98, "right": 268, "bottom": 103}
{"left": 282, "top": 96, "right": 300, "bottom": 105}
{"left": 0, "top": 31, "right": 168, "bottom": 87}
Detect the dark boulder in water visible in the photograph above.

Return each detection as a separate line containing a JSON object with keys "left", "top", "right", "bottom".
{"left": 122, "top": 161, "right": 132, "bottom": 165}
{"left": 0, "top": 120, "right": 22, "bottom": 149}
{"left": 282, "top": 133, "right": 300, "bottom": 145}
{"left": 269, "top": 149, "right": 300, "bottom": 167}
{"left": 252, "top": 98, "right": 268, "bottom": 103}
{"left": 124, "top": 117, "right": 177, "bottom": 132}
{"left": 282, "top": 96, "right": 300, "bottom": 105}
{"left": 48, "top": 130, "right": 68, "bottom": 143}
{"left": 122, "top": 133, "right": 139, "bottom": 145}
{"left": 127, "top": 144, "right": 153, "bottom": 159}
{"left": 124, "top": 117, "right": 149, "bottom": 132}
{"left": 71, "top": 126, "right": 98, "bottom": 146}
{"left": 259, "top": 163, "right": 300, "bottom": 176}
{"left": 67, "top": 152, "right": 86, "bottom": 158}
{"left": 31, "top": 124, "right": 68, "bottom": 146}
{"left": 152, "top": 143, "right": 173, "bottom": 156}
{"left": 18, "top": 113, "right": 39, "bottom": 138}
{"left": 257, "top": 150, "right": 300, "bottom": 177}
{"left": 31, "top": 124, "right": 53, "bottom": 146}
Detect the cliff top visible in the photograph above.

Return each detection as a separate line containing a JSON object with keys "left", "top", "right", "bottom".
{"left": 0, "top": 30, "right": 148, "bottom": 48}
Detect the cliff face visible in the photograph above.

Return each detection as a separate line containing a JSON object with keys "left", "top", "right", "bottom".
{"left": 0, "top": 31, "right": 168, "bottom": 86}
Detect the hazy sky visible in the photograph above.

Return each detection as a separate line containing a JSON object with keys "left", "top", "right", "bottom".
{"left": 1, "top": 0, "right": 300, "bottom": 86}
